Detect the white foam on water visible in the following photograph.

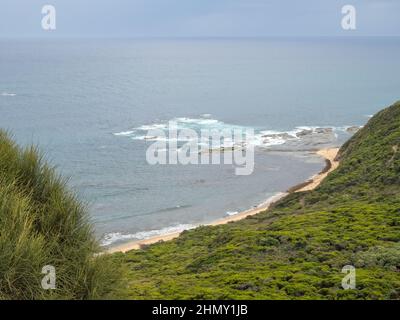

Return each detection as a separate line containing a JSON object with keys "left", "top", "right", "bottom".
{"left": 259, "top": 129, "right": 300, "bottom": 138}
{"left": 1, "top": 92, "right": 16, "bottom": 97}
{"left": 225, "top": 211, "right": 239, "bottom": 216}
{"left": 114, "top": 116, "right": 361, "bottom": 149}
{"left": 113, "top": 116, "right": 247, "bottom": 143}
{"left": 136, "top": 123, "right": 169, "bottom": 131}
{"left": 101, "top": 223, "right": 196, "bottom": 247}
{"left": 113, "top": 130, "right": 135, "bottom": 136}
{"left": 174, "top": 117, "right": 220, "bottom": 125}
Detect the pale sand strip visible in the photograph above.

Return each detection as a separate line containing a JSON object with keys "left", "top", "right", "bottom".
{"left": 107, "top": 147, "right": 339, "bottom": 254}
{"left": 294, "top": 148, "right": 339, "bottom": 192}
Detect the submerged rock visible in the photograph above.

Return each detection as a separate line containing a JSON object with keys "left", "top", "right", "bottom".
{"left": 262, "top": 133, "right": 293, "bottom": 140}
{"left": 143, "top": 135, "right": 158, "bottom": 140}
{"left": 346, "top": 126, "right": 361, "bottom": 134}
{"left": 296, "top": 129, "right": 313, "bottom": 137}
{"left": 315, "top": 127, "right": 333, "bottom": 134}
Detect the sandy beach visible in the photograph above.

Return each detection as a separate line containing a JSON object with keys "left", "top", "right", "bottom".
{"left": 107, "top": 147, "right": 340, "bottom": 254}
{"left": 293, "top": 148, "right": 340, "bottom": 192}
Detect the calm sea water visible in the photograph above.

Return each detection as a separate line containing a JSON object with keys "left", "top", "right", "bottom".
{"left": 1, "top": 37, "right": 399, "bottom": 247}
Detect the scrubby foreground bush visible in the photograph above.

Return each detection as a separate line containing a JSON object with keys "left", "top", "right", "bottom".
{"left": 0, "top": 131, "right": 120, "bottom": 299}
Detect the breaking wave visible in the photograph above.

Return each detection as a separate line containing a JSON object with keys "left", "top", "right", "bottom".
{"left": 113, "top": 115, "right": 361, "bottom": 150}
{"left": 101, "top": 223, "right": 196, "bottom": 247}
{"left": 1, "top": 92, "right": 16, "bottom": 97}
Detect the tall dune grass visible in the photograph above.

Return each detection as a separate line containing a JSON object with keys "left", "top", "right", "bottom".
{"left": 0, "top": 130, "right": 121, "bottom": 299}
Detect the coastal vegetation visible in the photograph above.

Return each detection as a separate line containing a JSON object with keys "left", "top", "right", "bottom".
{"left": 1, "top": 101, "right": 399, "bottom": 299}
{"left": 116, "top": 101, "right": 400, "bottom": 299}
{"left": 0, "top": 131, "right": 121, "bottom": 299}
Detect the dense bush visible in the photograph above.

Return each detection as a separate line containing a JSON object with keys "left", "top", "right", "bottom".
{"left": 119, "top": 102, "right": 400, "bottom": 300}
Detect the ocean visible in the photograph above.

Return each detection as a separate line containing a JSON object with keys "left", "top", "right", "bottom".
{"left": 1, "top": 37, "right": 399, "bottom": 247}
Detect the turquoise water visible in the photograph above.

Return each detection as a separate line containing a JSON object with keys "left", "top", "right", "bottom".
{"left": 0, "top": 37, "right": 399, "bottom": 247}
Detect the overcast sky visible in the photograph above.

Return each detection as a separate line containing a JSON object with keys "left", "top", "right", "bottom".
{"left": 1, "top": 0, "right": 399, "bottom": 38}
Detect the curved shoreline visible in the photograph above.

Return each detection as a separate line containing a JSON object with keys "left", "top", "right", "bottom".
{"left": 107, "top": 147, "right": 340, "bottom": 254}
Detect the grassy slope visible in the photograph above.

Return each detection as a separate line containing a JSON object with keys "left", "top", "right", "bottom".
{"left": 0, "top": 131, "right": 121, "bottom": 299}
{"left": 118, "top": 101, "right": 400, "bottom": 300}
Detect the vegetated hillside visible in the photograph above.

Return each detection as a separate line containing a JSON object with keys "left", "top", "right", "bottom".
{"left": 118, "top": 101, "right": 400, "bottom": 300}
{"left": 0, "top": 131, "right": 121, "bottom": 299}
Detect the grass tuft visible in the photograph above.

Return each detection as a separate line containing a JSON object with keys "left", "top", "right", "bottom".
{"left": 0, "top": 131, "right": 121, "bottom": 300}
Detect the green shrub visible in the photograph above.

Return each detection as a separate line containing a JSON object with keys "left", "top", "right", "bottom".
{"left": 118, "top": 101, "right": 400, "bottom": 300}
